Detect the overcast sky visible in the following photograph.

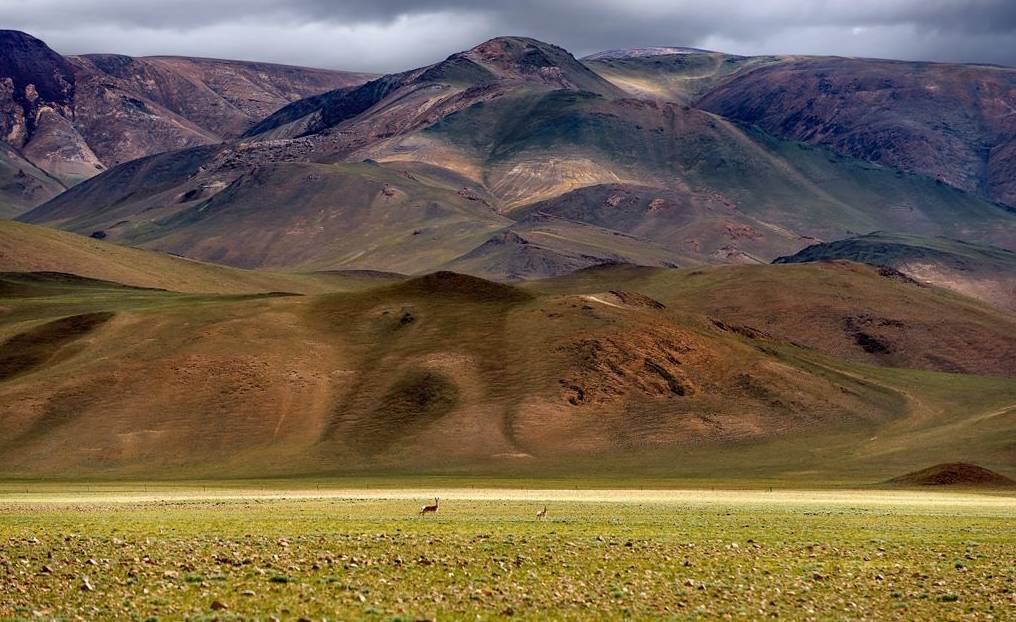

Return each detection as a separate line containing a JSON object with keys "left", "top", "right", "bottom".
{"left": 2, "top": 0, "right": 1014, "bottom": 72}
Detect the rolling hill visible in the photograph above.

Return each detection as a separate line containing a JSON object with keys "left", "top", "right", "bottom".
{"left": 531, "top": 261, "right": 1016, "bottom": 378}
{"left": 774, "top": 232, "right": 1016, "bottom": 310}
{"left": 0, "top": 262, "right": 1012, "bottom": 480}
{"left": 17, "top": 37, "right": 1016, "bottom": 276}
{"left": 0, "top": 218, "right": 396, "bottom": 294}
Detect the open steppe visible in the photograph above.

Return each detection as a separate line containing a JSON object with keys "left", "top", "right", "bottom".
{"left": 2, "top": 484, "right": 1013, "bottom": 621}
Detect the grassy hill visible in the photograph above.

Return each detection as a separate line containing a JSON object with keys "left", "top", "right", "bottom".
{"left": 0, "top": 219, "right": 395, "bottom": 294}
{"left": 774, "top": 232, "right": 1016, "bottom": 310}
{"left": 0, "top": 261, "right": 1012, "bottom": 481}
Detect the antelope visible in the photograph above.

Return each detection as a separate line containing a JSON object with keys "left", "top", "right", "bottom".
{"left": 419, "top": 497, "right": 439, "bottom": 516}
{"left": 536, "top": 506, "right": 548, "bottom": 520}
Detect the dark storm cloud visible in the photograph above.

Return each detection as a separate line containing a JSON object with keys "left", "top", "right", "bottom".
{"left": 2, "top": 1, "right": 1014, "bottom": 72}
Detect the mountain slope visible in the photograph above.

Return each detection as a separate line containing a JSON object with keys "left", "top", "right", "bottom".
{"left": 583, "top": 47, "right": 716, "bottom": 61}
{"left": 18, "top": 36, "right": 1016, "bottom": 275}
{"left": 440, "top": 214, "right": 690, "bottom": 280}
{"left": 584, "top": 50, "right": 782, "bottom": 103}
{"left": 508, "top": 183, "right": 806, "bottom": 263}
{"left": 74, "top": 54, "right": 373, "bottom": 143}
{"left": 696, "top": 57, "right": 1016, "bottom": 208}
{"left": 0, "top": 29, "right": 372, "bottom": 209}
{"left": 248, "top": 36, "right": 624, "bottom": 140}
{"left": 23, "top": 157, "right": 510, "bottom": 272}
{"left": 0, "top": 142, "right": 65, "bottom": 217}
{"left": 774, "top": 232, "right": 1016, "bottom": 310}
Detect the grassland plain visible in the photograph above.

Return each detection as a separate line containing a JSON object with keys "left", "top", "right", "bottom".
{"left": 0, "top": 486, "right": 1013, "bottom": 621}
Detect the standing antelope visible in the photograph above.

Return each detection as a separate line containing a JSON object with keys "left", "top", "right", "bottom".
{"left": 536, "top": 506, "right": 548, "bottom": 520}
{"left": 419, "top": 497, "right": 439, "bottom": 516}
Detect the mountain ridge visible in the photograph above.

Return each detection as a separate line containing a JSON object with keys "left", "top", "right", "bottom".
{"left": 0, "top": 29, "right": 373, "bottom": 213}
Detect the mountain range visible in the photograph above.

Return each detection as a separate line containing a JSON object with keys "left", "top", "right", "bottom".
{"left": 0, "top": 29, "right": 372, "bottom": 215}
{"left": 0, "top": 31, "right": 1013, "bottom": 480}
{"left": 8, "top": 35, "right": 1013, "bottom": 288}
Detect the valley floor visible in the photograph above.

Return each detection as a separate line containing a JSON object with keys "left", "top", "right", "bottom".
{"left": 1, "top": 485, "right": 1013, "bottom": 620}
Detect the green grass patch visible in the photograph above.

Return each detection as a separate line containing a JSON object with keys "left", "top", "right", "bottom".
{"left": 1, "top": 489, "right": 1012, "bottom": 620}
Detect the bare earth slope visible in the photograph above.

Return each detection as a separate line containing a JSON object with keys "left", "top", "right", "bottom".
{"left": 531, "top": 262, "right": 1016, "bottom": 377}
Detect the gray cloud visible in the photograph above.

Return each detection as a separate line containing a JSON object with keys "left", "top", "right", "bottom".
{"left": 2, "top": 0, "right": 1014, "bottom": 72}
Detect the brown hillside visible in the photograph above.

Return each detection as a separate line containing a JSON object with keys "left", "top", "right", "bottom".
{"left": 0, "top": 264, "right": 1013, "bottom": 479}
{"left": 886, "top": 463, "right": 1016, "bottom": 488}
{"left": 533, "top": 261, "right": 1016, "bottom": 378}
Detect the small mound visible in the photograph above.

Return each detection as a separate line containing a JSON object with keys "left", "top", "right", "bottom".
{"left": 396, "top": 271, "right": 532, "bottom": 303}
{"left": 886, "top": 463, "right": 1016, "bottom": 488}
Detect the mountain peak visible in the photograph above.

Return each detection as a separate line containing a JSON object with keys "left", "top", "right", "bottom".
{"left": 0, "top": 29, "right": 45, "bottom": 45}
{"left": 467, "top": 36, "right": 567, "bottom": 57}
{"left": 0, "top": 29, "right": 76, "bottom": 120}
{"left": 0, "top": 30, "right": 73, "bottom": 69}
{"left": 443, "top": 36, "right": 623, "bottom": 95}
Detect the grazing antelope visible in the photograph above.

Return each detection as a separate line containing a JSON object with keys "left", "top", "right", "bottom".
{"left": 419, "top": 497, "right": 439, "bottom": 516}
{"left": 536, "top": 506, "right": 548, "bottom": 520}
